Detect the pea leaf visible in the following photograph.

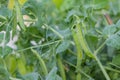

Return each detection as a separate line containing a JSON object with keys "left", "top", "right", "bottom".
{"left": 102, "top": 25, "right": 117, "bottom": 37}
{"left": 116, "top": 19, "right": 120, "bottom": 29}
{"left": 106, "top": 31, "right": 120, "bottom": 49}
{"left": 112, "top": 54, "right": 120, "bottom": 66}
{"left": 56, "top": 40, "right": 70, "bottom": 53}
{"left": 0, "top": 58, "right": 9, "bottom": 80}
{"left": 24, "top": 72, "right": 40, "bottom": 80}
{"left": 46, "top": 66, "right": 62, "bottom": 80}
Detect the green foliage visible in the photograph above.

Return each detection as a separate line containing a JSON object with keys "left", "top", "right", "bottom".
{"left": 112, "top": 54, "right": 120, "bottom": 66}
{"left": 56, "top": 40, "right": 70, "bottom": 53}
{"left": 0, "top": 0, "right": 120, "bottom": 80}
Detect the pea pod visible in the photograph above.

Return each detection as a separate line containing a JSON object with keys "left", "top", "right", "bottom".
{"left": 71, "top": 21, "right": 94, "bottom": 58}
{"left": 17, "top": 57, "right": 27, "bottom": 75}
{"left": 31, "top": 49, "right": 48, "bottom": 76}
{"left": 57, "top": 54, "right": 66, "bottom": 80}
{"left": 71, "top": 25, "right": 83, "bottom": 80}
{"left": 17, "top": 53, "right": 27, "bottom": 75}
{"left": 15, "top": 0, "right": 26, "bottom": 30}
{"left": 5, "top": 54, "right": 17, "bottom": 75}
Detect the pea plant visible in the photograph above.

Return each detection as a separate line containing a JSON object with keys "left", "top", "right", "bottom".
{"left": 0, "top": 0, "right": 120, "bottom": 80}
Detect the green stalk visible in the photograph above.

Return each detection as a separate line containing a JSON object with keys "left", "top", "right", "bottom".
{"left": 31, "top": 49, "right": 48, "bottom": 76}
{"left": 15, "top": 0, "right": 26, "bottom": 31}
{"left": 57, "top": 55, "right": 66, "bottom": 80}
{"left": 104, "top": 66, "right": 120, "bottom": 73}
{"left": 17, "top": 40, "right": 61, "bottom": 52}
{"left": 71, "top": 27, "right": 83, "bottom": 80}
{"left": 93, "top": 41, "right": 111, "bottom": 80}
{"left": 64, "top": 60, "right": 94, "bottom": 79}
{"left": 108, "top": 63, "right": 120, "bottom": 69}
{"left": 94, "top": 56, "right": 111, "bottom": 80}
{"left": 44, "top": 24, "right": 64, "bottom": 39}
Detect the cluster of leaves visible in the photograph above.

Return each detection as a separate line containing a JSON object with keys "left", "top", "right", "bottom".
{"left": 0, "top": 0, "right": 120, "bottom": 80}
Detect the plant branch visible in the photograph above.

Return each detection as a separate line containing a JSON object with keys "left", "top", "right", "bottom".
{"left": 94, "top": 56, "right": 111, "bottom": 80}
{"left": 16, "top": 40, "right": 62, "bottom": 52}
{"left": 64, "top": 60, "right": 94, "bottom": 80}
{"left": 94, "top": 41, "right": 106, "bottom": 55}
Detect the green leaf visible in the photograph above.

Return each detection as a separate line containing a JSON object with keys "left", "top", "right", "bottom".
{"left": 60, "top": 0, "right": 75, "bottom": 11}
{"left": 112, "top": 54, "right": 120, "bottom": 66}
{"left": 0, "top": 66, "right": 9, "bottom": 80}
{"left": 0, "top": 58, "right": 9, "bottom": 80}
{"left": 56, "top": 75, "right": 62, "bottom": 80}
{"left": 56, "top": 40, "right": 70, "bottom": 53}
{"left": 93, "top": 0, "right": 109, "bottom": 9}
{"left": 24, "top": 72, "right": 39, "bottom": 80}
{"left": 46, "top": 66, "right": 61, "bottom": 80}
{"left": 102, "top": 25, "right": 116, "bottom": 37}
{"left": 116, "top": 19, "right": 120, "bottom": 29}
{"left": 0, "top": 32, "right": 4, "bottom": 44}
{"left": 85, "top": 34, "right": 98, "bottom": 51}
{"left": 106, "top": 32, "right": 120, "bottom": 49}
{"left": 109, "top": 0, "right": 120, "bottom": 15}
{"left": 0, "top": 7, "right": 12, "bottom": 18}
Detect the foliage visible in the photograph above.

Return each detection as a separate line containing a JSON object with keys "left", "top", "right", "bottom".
{"left": 0, "top": 0, "right": 120, "bottom": 80}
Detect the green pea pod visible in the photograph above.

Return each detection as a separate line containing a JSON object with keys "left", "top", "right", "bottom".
{"left": 71, "top": 25, "right": 83, "bottom": 80}
{"left": 17, "top": 57, "right": 27, "bottom": 75}
{"left": 71, "top": 23, "right": 95, "bottom": 59}
{"left": 16, "top": 53, "right": 27, "bottom": 75}
{"left": 5, "top": 54, "right": 17, "bottom": 75}
{"left": 15, "top": 0, "right": 26, "bottom": 31}
{"left": 31, "top": 49, "right": 48, "bottom": 76}
{"left": 57, "top": 54, "right": 66, "bottom": 80}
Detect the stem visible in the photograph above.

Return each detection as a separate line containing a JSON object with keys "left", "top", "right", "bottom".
{"left": 94, "top": 41, "right": 106, "bottom": 55}
{"left": 93, "top": 41, "right": 111, "bottom": 80}
{"left": 94, "top": 56, "right": 111, "bottom": 80}
{"left": 57, "top": 55, "right": 66, "bottom": 80}
{"left": 64, "top": 60, "right": 94, "bottom": 79}
{"left": 108, "top": 63, "right": 120, "bottom": 69}
{"left": 104, "top": 66, "right": 120, "bottom": 73}
{"left": 68, "top": 49, "right": 76, "bottom": 56}
{"left": 17, "top": 40, "right": 61, "bottom": 52}
{"left": 44, "top": 24, "right": 64, "bottom": 39}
